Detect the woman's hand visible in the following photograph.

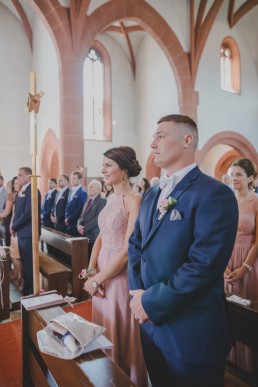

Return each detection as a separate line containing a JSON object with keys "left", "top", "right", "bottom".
{"left": 224, "top": 267, "right": 231, "bottom": 279}
{"left": 225, "top": 266, "right": 246, "bottom": 283}
{"left": 83, "top": 277, "right": 98, "bottom": 297}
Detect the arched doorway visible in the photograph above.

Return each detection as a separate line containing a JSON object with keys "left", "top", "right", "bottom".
{"left": 197, "top": 131, "right": 258, "bottom": 179}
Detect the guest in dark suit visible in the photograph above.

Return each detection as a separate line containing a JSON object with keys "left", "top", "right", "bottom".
{"left": 0, "top": 175, "right": 7, "bottom": 244}
{"left": 11, "top": 167, "right": 41, "bottom": 295}
{"left": 51, "top": 174, "right": 69, "bottom": 233}
{"left": 65, "top": 171, "right": 87, "bottom": 236}
{"left": 77, "top": 180, "right": 106, "bottom": 256}
{"left": 41, "top": 178, "right": 57, "bottom": 228}
{"left": 128, "top": 114, "right": 239, "bottom": 387}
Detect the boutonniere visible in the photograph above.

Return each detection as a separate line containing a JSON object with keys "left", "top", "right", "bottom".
{"left": 158, "top": 196, "right": 177, "bottom": 220}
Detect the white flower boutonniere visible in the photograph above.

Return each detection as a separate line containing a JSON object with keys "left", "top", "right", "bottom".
{"left": 158, "top": 196, "right": 177, "bottom": 220}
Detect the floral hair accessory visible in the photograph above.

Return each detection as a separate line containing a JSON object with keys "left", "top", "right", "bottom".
{"left": 158, "top": 197, "right": 177, "bottom": 220}
{"left": 78, "top": 267, "right": 96, "bottom": 279}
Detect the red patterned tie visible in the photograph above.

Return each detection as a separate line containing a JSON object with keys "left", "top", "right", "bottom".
{"left": 83, "top": 199, "right": 92, "bottom": 215}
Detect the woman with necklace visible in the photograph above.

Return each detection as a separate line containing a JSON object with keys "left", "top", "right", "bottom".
{"left": 225, "top": 158, "right": 258, "bottom": 373}
{"left": 83, "top": 146, "right": 147, "bottom": 387}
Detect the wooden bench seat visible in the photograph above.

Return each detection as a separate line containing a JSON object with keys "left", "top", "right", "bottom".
{"left": 40, "top": 227, "right": 89, "bottom": 300}
{"left": 39, "top": 251, "right": 71, "bottom": 296}
{"left": 0, "top": 247, "right": 10, "bottom": 320}
{"left": 21, "top": 296, "right": 135, "bottom": 387}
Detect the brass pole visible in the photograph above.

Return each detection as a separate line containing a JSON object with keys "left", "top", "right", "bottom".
{"left": 30, "top": 72, "right": 40, "bottom": 294}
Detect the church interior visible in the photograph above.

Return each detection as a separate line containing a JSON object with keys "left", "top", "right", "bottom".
{"left": 0, "top": 0, "right": 258, "bottom": 386}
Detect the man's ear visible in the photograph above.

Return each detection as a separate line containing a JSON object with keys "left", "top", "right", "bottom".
{"left": 183, "top": 134, "right": 193, "bottom": 148}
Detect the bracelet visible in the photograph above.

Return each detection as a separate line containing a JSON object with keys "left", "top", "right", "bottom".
{"left": 243, "top": 263, "right": 252, "bottom": 272}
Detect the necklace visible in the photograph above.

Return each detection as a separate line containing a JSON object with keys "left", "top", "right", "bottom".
{"left": 114, "top": 185, "right": 133, "bottom": 197}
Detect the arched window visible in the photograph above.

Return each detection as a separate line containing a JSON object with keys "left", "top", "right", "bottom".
{"left": 220, "top": 37, "right": 240, "bottom": 94}
{"left": 83, "top": 43, "right": 112, "bottom": 140}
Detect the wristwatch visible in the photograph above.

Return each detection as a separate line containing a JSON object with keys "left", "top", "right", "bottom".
{"left": 92, "top": 279, "right": 99, "bottom": 288}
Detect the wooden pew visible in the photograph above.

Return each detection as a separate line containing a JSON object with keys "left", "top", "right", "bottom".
{"left": 39, "top": 251, "right": 72, "bottom": 296}
{"left": 0, "top": 247, "right": 10, "bottom": 320}
{"left": 21, "top": 294, "right": 135, "bottom": 387}
{"left": 226, "top": 294, "right": 258, "bottom": 386}
{"left": 40, "top": 227, "right": 88, "bottom": 301}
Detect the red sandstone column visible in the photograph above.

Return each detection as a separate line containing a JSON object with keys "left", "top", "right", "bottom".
{"left": 59, "top": 55, "right": 85, "bottom": 175}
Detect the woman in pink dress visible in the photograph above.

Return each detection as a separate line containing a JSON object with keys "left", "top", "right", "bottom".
{"left": 84, "top": 146, "right": 148, "bottom": 387}
{"left": 225, "top": 158, "right": 258, "bottom": 373}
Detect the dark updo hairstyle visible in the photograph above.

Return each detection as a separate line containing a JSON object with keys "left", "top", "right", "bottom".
{"left": 11, "top": 176, "right": 17, "bottom": 193}
{"left": 140, "top": 178, "right": 150, "bottom": 192}
{"left": 104, "top": 146, "right": 142, "bottom": 178}
{"left": 231, "top": 158, "right": 257, "bottom": 190}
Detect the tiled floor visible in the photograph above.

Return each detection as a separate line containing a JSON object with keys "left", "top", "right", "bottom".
{"left": 1, "top": 298, "right": 252, "bottom": 387}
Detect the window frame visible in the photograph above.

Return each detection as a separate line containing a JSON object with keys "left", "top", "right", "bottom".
{"left": 220, "top": 36, "right": 240, "bottom": 94}
{"left": 83, "top": 41, "right": 112, "bottom": 141}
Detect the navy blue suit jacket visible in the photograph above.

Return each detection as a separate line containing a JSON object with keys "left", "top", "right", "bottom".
{"left": 128, "top": 167, "right": 238, "bottom": 364}
{"left": 41, "top": 189, "right": 57, "bottom": 227}
{"left": 12, "top": 183, "right": 41, "bottom": 238}
{"left": 51, "top": 187, "right": 69, "bottom": 232}
{"left": 65, "top": 187, "right": 87, "bottom": 234}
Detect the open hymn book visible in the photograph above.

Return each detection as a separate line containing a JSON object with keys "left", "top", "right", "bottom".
{"left": 21, "top": 292, "right": 68, "bottom": 311}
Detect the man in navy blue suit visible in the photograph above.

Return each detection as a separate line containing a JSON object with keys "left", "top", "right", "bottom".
{"left": 41, "top": 178, "right": 57, "bottom": 228}
{"left": 11, "top": 167, "right": 41, "bottom": 295}
{"left": 65, "top": 171, "right": 87, "bottom": 236}
{"left": 128, "top": 115, "right": 238, "bottom": 387}
{"left": 51, "top": 174, "right": 70, "bottom": 233}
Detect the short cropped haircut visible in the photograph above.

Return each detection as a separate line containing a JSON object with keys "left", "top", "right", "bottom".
{"left": 20, "top": 167, "right": 32, "bottom": 175}
{"left": 157, "top": 114, "right": 199, "bottom": 149}
{"left": 72, "top": 171, "right": 83, "bottom": 180}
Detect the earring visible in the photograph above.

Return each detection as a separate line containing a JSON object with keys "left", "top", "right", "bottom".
{"left": 123, "top": 174, "right": 128, "bottom": 185}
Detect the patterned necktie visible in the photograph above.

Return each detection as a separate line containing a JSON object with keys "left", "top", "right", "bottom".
{"left": 83, "top": 199, "right": 92, "bottom": 215}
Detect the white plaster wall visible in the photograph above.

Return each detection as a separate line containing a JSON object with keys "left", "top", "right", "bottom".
{"left": 87, "top": 0, "right": 111, "bottom": 15}
{"left": 146, "top": 0, "right": 189, "bottom": 51}
{"left": 84, "top": 34, "right": 136, "bottom": 178}
{"left": 31, "top": 14, "right": 60, "bottom": 149}
{"left": 0, "top": 3, "right": 31, "bottom": 182}
{"left": 135, "top": 34, "right": 179, "bottom": 175}
{"left": 196, "top": 2, "right": 258, "bottom": 152}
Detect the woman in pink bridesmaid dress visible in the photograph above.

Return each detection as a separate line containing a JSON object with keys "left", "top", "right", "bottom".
{"left": 225, "top": 158, "right": 258, "bottom": 374}
{"left": 84, "top": 146, "right": 148, "bottom": 387}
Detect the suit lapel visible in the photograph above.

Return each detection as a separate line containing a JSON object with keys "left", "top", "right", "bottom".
{"left": 143, "top": 167, "right": 201, "bottom": 248}
{"left": 142, "top": 185, "right": 161, "bottom": 242}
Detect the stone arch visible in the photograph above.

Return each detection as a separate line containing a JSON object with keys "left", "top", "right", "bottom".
{"left": 39, "top": 129, "right": 60, "bottom": 197}
{"left": 87, "top": 0, "right": 197, "bottom": 119}
{"left": 214, "top": 149, "right": 243, "bottom": 179}
{"left": 196, "top": 131, "right": 258, "bottom": 178}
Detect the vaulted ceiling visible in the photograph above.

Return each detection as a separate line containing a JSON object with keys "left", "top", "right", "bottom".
{"left": 1, "top": 0, "right": 257, "bottom": 80}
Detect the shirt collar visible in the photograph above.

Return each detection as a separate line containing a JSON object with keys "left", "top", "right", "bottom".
{"left": 20, "top": 182, "right": 31, "bottom": 193}
{"left": 71, "top": 185, "right": 81, "bottom": 192}
{"left": 164, "top": 163, "right": 196, "bottom": 187}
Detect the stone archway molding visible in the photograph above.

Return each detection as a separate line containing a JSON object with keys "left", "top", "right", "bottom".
{"left": 214, "top": 149, "right": 243, "bottom": 179}
{"left": 88, "top": 0, "right": 197, "bottom": 119}
{"left": 196, "top": 131, "right": 258, "bottom": 167}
